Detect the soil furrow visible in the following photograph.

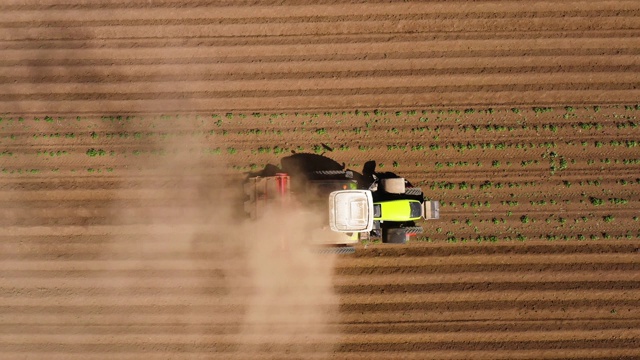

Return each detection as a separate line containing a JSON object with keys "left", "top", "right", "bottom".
{"left": 3, "top": 38, "right": 637, "bottom": 61}
{"left": 0, "top": 332, "right": 636, "bottom": 353}
{"left": 3, "top": 65, "right": 639, "bottom": 84}
{"left": 2, "top": 17, "right": 638, "bottom": 41}
{"left": 4, "top": 72, "right": 637, "bottom": 95}
{"left": 1, "top": 252, "right": 637, "bottom": 270}
{"left": 2, "top": 47, "right": 639, "bottom": 65}
{"left": 2, "top": 54, "right": 639, "bottom": 77}
{"left": 3, "top": 29, "right": 640, "bottom": 51}
{"left": 5, "top": 308, "right": 635, "bottom": 326}
{"left": 2, "top": 91, "right": 638, "bottom": 114}
{"left": 1, "top": 288, "right": 637, "bottom": 306}
{"left": 2, "top": 0, "right": 637, "bottom": 11}
{"left": 1, "top": 83, "right": 637, "bottom": 101}
{"left": 2, "top": 1, "right": 638, "bottom": 21}
{"left": 1, "top": 329, "right": 639, "bottom": 344}
{"left": 3, "top": 319, "right": 638, "bottom": 335}
{"left": 0, "top": 351, "right": 637, "bottom": 360}
{"left": 4, "top": 10, "right": 640, "bottom": 28}
{"left": 2, "top": 271, "right": 637, "bottom": 288}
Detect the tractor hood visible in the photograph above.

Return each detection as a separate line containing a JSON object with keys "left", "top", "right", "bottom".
{"left": 329, "top": 190, "right": 374, "bottom": 232}
{"left": 374, "top": 199, "right": 423, "bottom": 222}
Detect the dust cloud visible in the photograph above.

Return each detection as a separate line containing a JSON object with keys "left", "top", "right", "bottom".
{"left": 106, "top": 135, "right": 341, "bottom": 356}
{"left": 3, "top": 5, "right": 340, "bottom": 357}
{"left": 238, "top": 206, "right": 340, "bottom": 353}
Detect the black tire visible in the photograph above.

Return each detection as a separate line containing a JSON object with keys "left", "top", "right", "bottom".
{"left": 404, "top": 187, "right": 423, "bottom": 196}
{"left": 313, "top": 170, "right": 346, "bottom": 176}
{"left": 382, "top": 178, "right": 406, "bottom": 194}
{"left": 314, "top": 246, "right": 356, "bottom": 255}
{"left": 402, "top": 226, "right": 424, "bottom": 235}
{"left": 382, "top": 228, "right": 408, "bottom": 244}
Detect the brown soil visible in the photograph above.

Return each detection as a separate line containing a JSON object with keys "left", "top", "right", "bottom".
{"left": 1, "top": 1, "right": 639, "bottom": 359}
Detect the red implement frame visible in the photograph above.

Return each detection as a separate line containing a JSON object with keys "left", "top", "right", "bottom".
{"left": 244, "top": 173, "right": 291, "bottom": 220}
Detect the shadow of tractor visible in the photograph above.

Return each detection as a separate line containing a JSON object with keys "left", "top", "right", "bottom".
{"left": 247, "top": 153, "right": 413, "bottom": 190}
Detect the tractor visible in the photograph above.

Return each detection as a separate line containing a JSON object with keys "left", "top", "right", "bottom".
{"left": 243, "top": 153, "right": 439, "bottom": 251}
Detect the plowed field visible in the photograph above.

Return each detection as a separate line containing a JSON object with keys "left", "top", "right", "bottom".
{"left": 1, "top": 1, "right": 639, "bottom": 359}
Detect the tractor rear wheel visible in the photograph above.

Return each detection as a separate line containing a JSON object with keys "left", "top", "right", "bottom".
{"left": 313, "top": 170, "right": 347, "bottom": 176}
{"left": 401, "top": 226, "right": 424, "bottom": 236}
{"left": 382, "top": 228, "right": 408, "bottom": 244}
{"left": 382, "top": 178, "right": 406, "bottom": 194}
{"left": 314, "top": 246, "right": 356, "bottom": 255}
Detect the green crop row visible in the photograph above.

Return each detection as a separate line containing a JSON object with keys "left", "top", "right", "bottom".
{"left": 2, "top": 103, "right": 638, "bottom": 125}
